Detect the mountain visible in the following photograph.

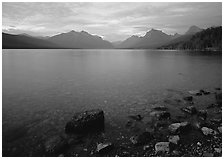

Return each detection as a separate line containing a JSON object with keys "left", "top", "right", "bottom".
{"left": 171, "top": 33, "right": 181, "bottom": 39}
{"left": 117, "top": 29, "right": 175, "bottom": 49}
{"left": 159, "top": 26, "right": 221, "bottom": 50}
{"left": 116, "top": 35, "right": 141, "bottom": 48}
{"left": 47, "top": 30, "right": 113, "bottom": 49}
{"left": 2, "top": 33, "right": 60, "bottom": 49}
{"left": 185, "top": 25, "right": 203, "bottom": 35}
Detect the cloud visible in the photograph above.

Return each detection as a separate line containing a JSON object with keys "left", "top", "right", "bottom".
{"left": 2, "top": 2, "right": 222, "bottom": 41}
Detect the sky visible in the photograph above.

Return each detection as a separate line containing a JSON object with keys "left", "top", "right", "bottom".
{"left": 2, "top": 2, "right": 222, "bottom": 42}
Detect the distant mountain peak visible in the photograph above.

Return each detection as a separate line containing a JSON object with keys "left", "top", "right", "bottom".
{"left": 185, "top": 25, "right": 203, "bottom": 35}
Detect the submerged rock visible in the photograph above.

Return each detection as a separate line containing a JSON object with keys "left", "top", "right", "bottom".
{"left": 44, "top": 136, "right": 68, "bottom": 155}
{"left": 197, "top": 110, "right": 207, "bottom": 120}
{"left": 96, "top": 142, "right": 114, "bottom": 154}
{"left": 200, "top": 89, "right": 210, "bottom": 95}
{"left": 65, "top": 109, "right": 104, "bottom": 134}
{"left": 156, "top": 111, "right": 171, "bottom": 120}
{"left": 206, "top": 103, "right": 217, "bottom": 109}
{"left": 152, "top": 105, "right": 168, "bottom": 111}
{"left": 168, "top": 135, "right": 180, "bottom": 145}
{"left": 168, "top": 122, "right": 191, "bottom": 134}
{"left": 183, "top": 96, "right": 193, "bottom": 101}
{"left": 128, "top": 114, "right": 143, "bottom": 121}
{"left": 181, "top": 106, "right": 197, "bottom": 115}
{"left": 130, "top": 132, "right": 152, "bottom": 145}
{"left": 201, "top": 127, "right": 217, "bottom": 136}
{"left": 188, "top": 90, "right": 202, "bottom": 96}
{"left": 155, "top": 142, "right": 170, "bottom": 154}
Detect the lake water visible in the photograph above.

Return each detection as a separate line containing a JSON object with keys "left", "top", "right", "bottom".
{"left": 2, "top": 49, "right": 222, "bottom": 156}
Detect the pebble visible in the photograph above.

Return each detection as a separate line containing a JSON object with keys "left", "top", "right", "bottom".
{"left": 155, "top": 142, "right": 170, "bottom": 154}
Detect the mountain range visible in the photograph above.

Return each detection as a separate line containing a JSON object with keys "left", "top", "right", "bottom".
{"left": 2, "top": 25, "right": 221, "bottom": 50}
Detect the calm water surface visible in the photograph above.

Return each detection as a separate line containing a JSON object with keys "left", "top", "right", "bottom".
{"left": 2, "top": 49, "right": 222, "bottom": 156}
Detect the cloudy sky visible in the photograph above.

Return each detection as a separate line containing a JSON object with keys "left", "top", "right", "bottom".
{"left": 2, "top": 2, "right": 222, "bottom": 42}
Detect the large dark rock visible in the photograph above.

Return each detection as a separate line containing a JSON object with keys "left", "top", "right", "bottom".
{"left": 65, "top": 109, "right": 104, "bottom": 134}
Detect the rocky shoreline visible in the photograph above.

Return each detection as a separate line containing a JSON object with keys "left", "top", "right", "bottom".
{"left": 43, "top": 88, "right": 222, "bottom": 157}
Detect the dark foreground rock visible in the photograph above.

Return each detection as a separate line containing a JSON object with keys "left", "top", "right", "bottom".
{"left": 65, "top": 109, "right": 104, "bottom": 134}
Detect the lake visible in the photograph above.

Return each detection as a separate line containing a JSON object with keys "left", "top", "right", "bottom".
{"left": 2, "top": 49, "right": 222, "bottom": 156}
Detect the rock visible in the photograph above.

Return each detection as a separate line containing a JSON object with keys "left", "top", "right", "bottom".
{"left": 183, "top": 96, "right": 193, "bottom": 101}
{"left": 125, "top": 120, "right": 133, "bottom": 128}
{"left": 214, "top": 148, "right": 222, "bottom": 154}
{"left": 201, "top": 127, "right": 217, "bottom": 136}
{"left": 96, "top": 142, "right": 114, "bottom": 154}
{"left": 206, "top": 103, "right": 217, "bottom": 109}
{"left": 210, "top": 118, "right": 222, "bottom": 125}
{"left": 155, "top": 142, "right": 170, "bottom": 154}
{"left": 130, "top": 132, "right": 152, "bottom": 145}
{"left": 143, "top": 145, "right": 150, "bottom": 151}
{"left": 168, "top": 135, "right": 180, "bottom": 145}
{"left": 197, "top": 142, "right": 202, "bottom": 146}
{"left": 44, "top": 136, "right": 68, "bottom": 155}
{"left": 58, "top": 154, "right": 64, "bottom": 157}
{"left": 203, "top": 152, "right": 214, "bottom": 157}
{"left": 200, "top": 89, "right": 210, "bottom": 95}
{"left": 152, "top": 105, "right": 168, "bottom": 111}
{"left": 156, "top": 111, "right": 171, "bottom": 120}
{"left": 218, "top": 127, "right": 222, "bottom": 133}
{"left": 65, "top": 109, "right": 104, "bottom": 134}
{"left": 188, "top": 90, "right": 202, "bottom": 96}
{"left": 191, "top": 121, "right": 201, "bottom": 130}
{"left": 172, "top": 150, "right": 180, "bottom": 156}
{"left": 168, "top": 122, "right": 191, "bottom": 134}
{"left": 197, "top": 110, "right": 207, "bottom": 120}
{"left": 128, "top": 114, "right": 143, "bottom": 121}
{"left": 181, "top": 106, "right": 197, "bottom": 114}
